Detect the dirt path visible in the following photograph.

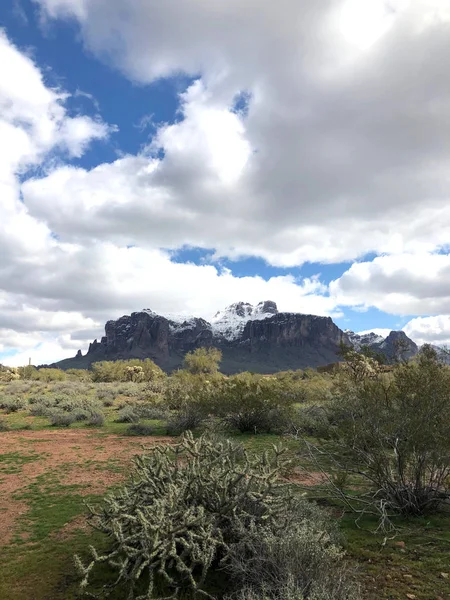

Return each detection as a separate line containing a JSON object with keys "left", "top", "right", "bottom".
{"left": 0, "top": 430, "right": 171, "bottom": 544}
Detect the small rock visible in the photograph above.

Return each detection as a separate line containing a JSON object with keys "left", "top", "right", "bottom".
{"left": 406, "top": 595, "right": 416, "bottom": 600}
{"left": 403, "top": 574, "right": 413, "bottom": 579}
{"left": 394, "top": 541, "right": 406, "bottom": 548}
{"left": 440, "top": 572, "right": 448, "bottom": 579}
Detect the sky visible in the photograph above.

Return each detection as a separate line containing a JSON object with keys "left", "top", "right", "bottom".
{"left": 1, "top": 0, "right": 450, "bottom": 366}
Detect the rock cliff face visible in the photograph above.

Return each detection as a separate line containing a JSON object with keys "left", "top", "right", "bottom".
{"left": 55, "top": 301, "right": 418, "bottom": 373}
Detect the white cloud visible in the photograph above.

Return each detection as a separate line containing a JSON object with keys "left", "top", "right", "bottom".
{"left": 2, "top": 3, "right": 450, "bottom": 362}
{"left": 23, "top": 0, "right": 450, "bottom": 268}
{"left": 330, "top": 253, "right": 450, "bottom": 315}
{"left": 403, "top": 316, "right": 450, "bottom": 347}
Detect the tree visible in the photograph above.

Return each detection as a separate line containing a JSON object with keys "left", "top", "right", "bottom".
{"left": 328, "top": 344, "right": 450, "bottom": 517}
{"left": 183, "top": 347, "right": 222, "bottom": 375}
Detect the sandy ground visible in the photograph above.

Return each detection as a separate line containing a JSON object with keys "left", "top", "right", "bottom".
{"left": 0, "top": 429, "right": 171, "bottom": 544}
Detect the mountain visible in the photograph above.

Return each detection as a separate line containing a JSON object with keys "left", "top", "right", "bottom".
{"left": 345, "top": 329, "right": 419, "bottom": 362}
{"left": 53, "top": 301, "right": 419, "bottom": 374}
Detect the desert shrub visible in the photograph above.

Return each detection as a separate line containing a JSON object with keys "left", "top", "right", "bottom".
{"left": 166, "top": 406, "right": 205, "bottom": 435}
{"left": 164, "top": 371, "right": 219, "bottom": 411}
{"left": 115, "top": 406, "right": 140, "bottom": 423}
{"left": 91, "top": 359, "right": 165, "bottom": 383}
{"left": 127, "top": 422, "right": 154, "bottom": 436}
{"left": 35, "top": 368, "right": 66, "bottom": 382}
{"left": 3, "top": 381, "right": 33, "bottom": 395}
{"left": 76, "top": 433, "right": 355, "bottom": 600}
{"left": 28, "top": 394, "right": 51, "bottom": 405}
{"left": 116, "top": 382, "right": 142, "bottom": 397}
{"left": 290, "top": 404, "right": 335, "bottom": 439}
{"left": 326, "top": 344, "right": 450, "bottom": 517}
{"left": 216, "top": 376, "right": 296, "bottom": 434}
{"left": 29, "top": 403, "right": 51, "bottom": 417}
{"left": 87, "top": 411, "right": 105, "bottom": 426}
{"left": 0, "top": 418, "right": 10, "bottom": 432}
{"left": 96, "top": 384, "right": 119, "bottom": 403}
{"left": 143, "top": 379, "right": 167, "bottom": 395}
{"left": 183, "top": 347, "right": 222, "bottom": 375}
{"left": 50, "top": 381, "right": 86, "bottom": 395}
{"left": 47, "top": 409, "right": 76, "bottom": 427}
{"left": 0, "top": 397, "right": 27, "bottom": 413}
{"left": 73, "top": 409, "right": 89, "bottom": 422}
{"left": 66, "top": 368, "right": 92, "bottom": 382}
{"left": 133, "top": 402, "right": 170, "bottom": 420}
{"left": 226, "top": 520, "right": 359, "bottom": 600}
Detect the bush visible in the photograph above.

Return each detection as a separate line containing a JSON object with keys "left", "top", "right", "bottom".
{"left": 166, "top": 407, "right": 205, "bottom": 435}
{"left": 217, "top": 376, "right": 295, "bottom": 434}
{"left": 115, "top": 406, "right": 140, "bottom": 423}
{"left": 76, "top": 433, "right": 355, "bottom": 600}
{"left": 66, "top": 368, "right": 92, "bottom": 382}
{"left": 134, "top": 402, "right": 169, "bottom": 420}
{"left": 0, "top": 418, "right": 10, "bottom": 432}
{"left": 92, "top": 359, "right": 165, "bottom": 383}
{"left": 47, "top": 410, "right": 76, "bottom": 427}
{"left": 327, "top": 344, "right": 450, "bottom": 516}
{"left": 29, "top": 403, "right": 50, "bottom": 417}
{"left": 183, "top": 347, "right": 222, "bottom": 375}
{"left": 127, "top": 422, "right": 154, "bottom": 436}
{"left": 226, "top": 520, "right": 359, "bottom": 600}
{"left": 0, "top": 397, "right": 27, "bottom": 413}
{"left": 35, "top": 368, "right": 66, "bottom": 382}
{"left": 87, "top": 411, "right": 105, "bottom": 427}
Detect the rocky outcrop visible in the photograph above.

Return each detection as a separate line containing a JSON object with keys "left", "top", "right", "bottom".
{"left": 55, "top": 301, "right": 419, "bottom": 374}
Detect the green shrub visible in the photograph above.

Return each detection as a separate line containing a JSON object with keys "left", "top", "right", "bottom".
{"left": 73, "top": 409, "right": 89, "bottom": 422}
{"left": 47, "top": 410, "right": 76, "bottom": 427}
{"left": 226, "top": 520, "right": 359, "bottom": 600}
{"left": 327, "top": 344, "right": 450, "bottom": 516}
{"left": 134, "top": 402, "right": 170, "bottom": 420}
{"left": 29, "top": 403, "right": 50, "bottom": 417}
{"left": 92, "top": 359, "right": 165, "bottom": 383}
{"left": 35, "top": 368, "right": 66, "bottom": 382}
{"left": 66, "top": 368, "right": 92, "bottom": 382}
{"left": 115, "top": 406, "right": 140, "bottom": 423}
{"left": 127, "top": 422, "right": 154, "bottom": 436}
{"left": 0, "top": 418, "right": 10, "bottom": 432}
{"left": 216, "top": 376, "right": 295, "bottom": 434}
{"left": 87, "top": 411, "right": 105, "bottom": 426}
{"left": 183, "top": 347, "right": 222, "bottom": 375}
{"left": 0, "top": 397, "right": 27, "bottom": 413}
{"left": 166, "top": 407, "right": 205, "bottom": 435}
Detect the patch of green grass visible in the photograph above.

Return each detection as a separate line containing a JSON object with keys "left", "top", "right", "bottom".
{"left": 0, "top": 451, "right": 46, "bottom": 474}
{"left": 340, "top": 511, "right": 450, "bottom": 599}
{"left": 11, "top": 475, "right": 98, "bottom": 543}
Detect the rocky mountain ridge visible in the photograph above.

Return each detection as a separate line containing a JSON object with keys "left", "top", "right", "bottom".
{"left": 54, "top": 301, "right": 420, "bottom": 374}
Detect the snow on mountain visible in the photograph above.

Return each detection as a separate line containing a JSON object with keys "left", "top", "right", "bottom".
{"left": 345, "top": 329, "right": 386, "bottom": 350}
{"left": 141, "top": 302, "right": 279, "bottom": 339}
{"left": 211, "top": 301, "right": 278, "bottom": 341}
{"left": 141, "top": 308, "right": 206, "bottom": 333}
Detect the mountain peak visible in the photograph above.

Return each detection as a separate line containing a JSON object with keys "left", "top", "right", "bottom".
{"left": 212, "top": 300, "right": 278, "bottom": 341}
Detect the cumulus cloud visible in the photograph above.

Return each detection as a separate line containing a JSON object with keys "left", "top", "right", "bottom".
{"left": 26, "top": 0, "right": 450, "bottom": 267}
{"left": 403, "top": 316, "right": 450, "bottom": 347}
{"left": 330, "top": 253, "right": 450, "bottom": 315}
{"left": 3, "top": 2, "right": 450, "bottom": 363}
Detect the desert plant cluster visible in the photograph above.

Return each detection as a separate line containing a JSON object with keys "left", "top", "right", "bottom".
{"left": 0, "top": 345, "right": 449, "bottom": 599}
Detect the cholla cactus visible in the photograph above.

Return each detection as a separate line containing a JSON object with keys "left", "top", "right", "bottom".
{"left": 0, "top": 366, "right": 20, "bottom": 382}
{"left": 75, "top": 432, "right": 294, "bottom": 599}
{"left": 125, "top": 365, "right": 145, "bottom": 382}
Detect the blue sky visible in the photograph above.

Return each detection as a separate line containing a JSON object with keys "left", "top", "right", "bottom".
{"left": 1, "top": 0, "right": 450, "bottom": 365}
